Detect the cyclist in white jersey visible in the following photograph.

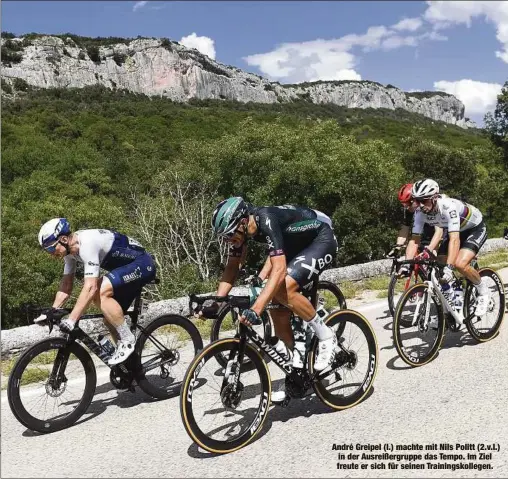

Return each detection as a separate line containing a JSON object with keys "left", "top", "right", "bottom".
{"left": 405, "top": 179, "right": 490, "bottom": 318}
{"left": 36, "top": 218, "right": 156, "bottom": 365}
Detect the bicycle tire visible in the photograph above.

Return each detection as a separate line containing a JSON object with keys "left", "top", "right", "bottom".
{"left": 135, "top": 314, "right": 203, "bottom": 399}
{"left": 393, "top": 283, "right": 445, "bottom": 367}
{"left": 180, "top": 338, "right": 271, "bottom": 454}
{"left": 316, "top": 280, "right": 347, "bottom": 310}
{"left": 7, "top": 338, "right": 96, "bottom": 433}
{"left": 464, "top": 268, "right": 506, "bottom": 342}
{"left": 310, "top": 310, "right": 378, "bottom": 409}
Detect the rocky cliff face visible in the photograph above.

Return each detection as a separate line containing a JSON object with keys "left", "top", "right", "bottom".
{"left": 1, "top": 35, "right": 476, "bottom": 128}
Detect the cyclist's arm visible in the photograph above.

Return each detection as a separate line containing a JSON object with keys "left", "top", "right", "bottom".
{"left": 249, "top": 213, "right": 286, "bottom": 315}
{"left": 68, "top": 276, "right": 100, "bottom": 321}
{"left": 250, "top": 254, "right": 286, "bottom": 316}
{"left": 444, "top": 201, "right": 461, "bottom": 266}
{"left": 258, "top": 256, "right": 272, "bottom": 281}
{"left": 405, "top": 236, "right": 420, "bottom": 260}
{"left": 406, "top": 211, "right": 424, "bottom": 259}
{"left": 67, "top": 242, "right": 101, "bottom": 320}
{"left": 427, "top": 227, "right": 444, "bottom": 253}
{"left": 446, "top": 232, "right": 460, "bottom": 266}
{"left": 217, "top": 245, "right": 246, "bottom": 296}
{"left": 395, "top": 225, "right": 410, "bottom": 246}
{"left": 52, "top": 274, "right": 74, "bottom": 308}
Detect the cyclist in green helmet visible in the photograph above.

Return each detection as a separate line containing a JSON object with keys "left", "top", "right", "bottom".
{"left": 208, "top": 196, "right": 339, "bottom": 403}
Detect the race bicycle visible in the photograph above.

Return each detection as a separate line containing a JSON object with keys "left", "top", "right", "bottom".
{"left": 393, "top": 258, "right": 505, "bottom": 367}
{"left": 180, "top": 279, "right": 378, "bottom": 454}
{"left": 7, "top": 280, "right": 203, "bottom": 433}
{"left": 207, "top": 269, "right": 347, "bottom": 368}
{"left": 387, "top": 246, "right": 478, "bottom": 319}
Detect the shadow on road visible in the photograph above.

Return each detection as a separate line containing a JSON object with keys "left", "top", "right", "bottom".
{"left": 20, "top": 381, "right": 159, "bottom": 437}
{"left": 385, "top": 354, "right": 414, "bottom": 371}
{"left": 186, "top": 378, "right": 376, "bottom": 459}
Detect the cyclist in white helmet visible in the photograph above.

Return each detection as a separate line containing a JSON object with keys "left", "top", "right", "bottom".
{"left": 37, "top": 218, "right": 156, "bottom": 365}
{"left": 405, "top": 179, "right": 490, "bottom": 320}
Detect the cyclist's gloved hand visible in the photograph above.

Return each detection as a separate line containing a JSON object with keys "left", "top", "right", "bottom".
{"left": 504, "top": 227, "right": 508, "bottom": 240}
{"left": 442, "top": 265, "right": 455, "bottom": 284}
{"left": 200, "top": 301, "right": 220, "bottom": 319}
{"left": 387, "top": 245, "right": 402, "bottom": 258}
{"left": 416, "top": 246, "right": 431, "bottom": 261}
{"left": 240, "top": 309, "right": 261, "bottom": 326}
{"left": 59, "top": 317, "right": 77, "bottom": 334}
{"left": 397, "top": 265, "right": 411, "bottom": 277}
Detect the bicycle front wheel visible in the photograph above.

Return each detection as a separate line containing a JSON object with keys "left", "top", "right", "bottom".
{"left": 135, "top": 314, "right": 203, "bottom": 399}
{"left": 464, "top": 268, "right": 506, "bottom": 342}
{"left": 393, "top": 284, "right": 445, "bottom": 367}
{"left": 180, "top": 338, "right": 271, "bottom": 454}
{"left": 310, "top": 310, "right": 378, "bottom": 410}
{"left": 7, "top": 338, "right": 96, "bottom": 433}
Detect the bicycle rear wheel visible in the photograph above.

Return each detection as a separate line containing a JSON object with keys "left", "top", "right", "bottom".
{"left": 316, "top": 280, "right": 347, "bottom": 311}
{"left": 310, "top": 310, "right": 378, "bottom": 409}
{"left": 180, "top": 339, "right": 271, "bottom": 454}
{"left": 464, "top": 268, "right": 505, "bottom": 342}
{"left": 135, "top": 314, "right": 203, "bottom": 399}
{"left": 7, "top": 338, "right": 96, "bottom": 433}
{"left": 393, "top": 284, "right": 445, "bottom": 367}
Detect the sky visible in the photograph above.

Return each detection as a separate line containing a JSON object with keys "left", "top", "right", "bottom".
{"left": 2, "top": 1, "right": 507, "bottom": 125}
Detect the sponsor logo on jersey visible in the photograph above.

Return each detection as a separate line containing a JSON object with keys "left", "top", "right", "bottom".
{"left": 122, "top": 266, "right": 143, "bottom": 283}
{"left": 285, "top": 220, "right": 321, "bottom": 233}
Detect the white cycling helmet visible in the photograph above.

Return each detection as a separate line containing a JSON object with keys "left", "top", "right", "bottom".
{"left": 38, "top": 218, "right": 71, "bottom": 247}
{"left": 411, "top": 179, "right": 439, "bottom": 199}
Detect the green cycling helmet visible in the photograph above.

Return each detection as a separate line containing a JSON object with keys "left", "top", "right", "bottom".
{"left": 211, "top": 197, "right": 249, "bottom": 237}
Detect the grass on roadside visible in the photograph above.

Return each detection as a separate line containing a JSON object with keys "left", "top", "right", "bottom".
{"left": 480, "top": 250, "right": 508, "bottom": 270}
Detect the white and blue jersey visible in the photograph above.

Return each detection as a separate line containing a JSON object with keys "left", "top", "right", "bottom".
{"left": 64, "top": 229, "right": 155, "bottom": 311}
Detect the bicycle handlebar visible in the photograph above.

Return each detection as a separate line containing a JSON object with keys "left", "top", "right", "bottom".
{"left": 188, "top": 293, "right": 251, "bottom": 316}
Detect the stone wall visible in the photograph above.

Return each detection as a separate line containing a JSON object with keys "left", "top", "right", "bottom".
{"left": 2, "top": 238, "right": 505, "bottom": 356}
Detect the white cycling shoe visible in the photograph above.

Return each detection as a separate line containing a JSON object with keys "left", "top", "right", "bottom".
{"left": 474, "top": 293, "right": 491, "bottom": 317}
{"left": 313, "top": 334, "right": 338, "bottom": 371}
{"left": 108, "top": 339, "right": 135, "bottom": 366}
{"left": 271, "top": 386, "right": 288, "bottom": 405}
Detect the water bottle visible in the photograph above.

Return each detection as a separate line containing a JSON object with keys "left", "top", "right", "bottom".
{"left": 291, "top": 317, "right": 307, "bottom": 368}
{"left": 453, "top": 281, "right": 464, "bottom": 316}
{"left": 98, "top": 334, "right": 115, "bottom": 357}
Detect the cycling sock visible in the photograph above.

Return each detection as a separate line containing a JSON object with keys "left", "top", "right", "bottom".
{"left": 476, "top": 278, "right": 488, "bottom": 295}
{"left": 115, "top": 321, "right": 135, "bottom": 342}
{"left": 308, "top": 314, "right": 333, "bottom": 341}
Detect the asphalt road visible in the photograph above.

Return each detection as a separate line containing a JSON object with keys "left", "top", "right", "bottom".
{"left": 2, "top": 269, "right": 507, "bottom": 478}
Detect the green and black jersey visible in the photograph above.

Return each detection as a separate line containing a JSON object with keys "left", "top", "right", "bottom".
{"left": 229, "top": 205, "right": 332, "bottom": 259}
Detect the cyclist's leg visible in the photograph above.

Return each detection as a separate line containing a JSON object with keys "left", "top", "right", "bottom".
{"left": 455, "top": 224, "right": 487, "bottom": 284}
{"left": 269, "top": 307, "right": 294, "bottom": 350}
{"left": 281, "top": 226, "right": 338, "bottom": 370}
{"left": 101, "top": 253, "right": 156, "bottom": 364}
{"left": 455, "top": 223, "right": 489, "bottom": 315}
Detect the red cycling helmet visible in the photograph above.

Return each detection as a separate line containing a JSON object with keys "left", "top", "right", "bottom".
{"left": 398, "top": 183, "right": 413, "bottom": 204}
